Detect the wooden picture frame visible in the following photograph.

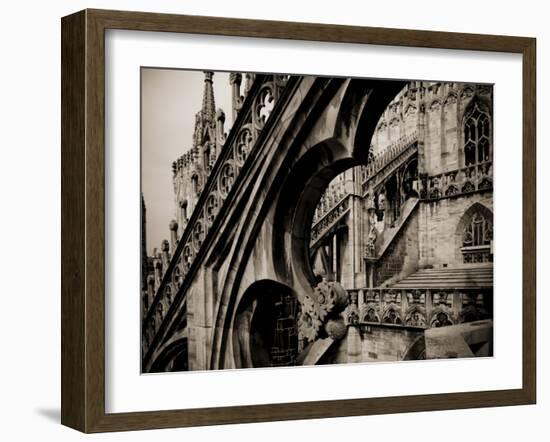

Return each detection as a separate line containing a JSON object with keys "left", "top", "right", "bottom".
{"left": 61, "top": 8, "right": 536, "bottom": 433}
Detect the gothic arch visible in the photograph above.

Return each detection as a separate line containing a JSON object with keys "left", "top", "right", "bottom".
{"left": 193, "top": 78, "right": 406, "bottom": 371}
{"left": 454, "top": 202, "right": 493, "bottom": 264}
{"left": 360, "top": 305, "right": 380, "bottom": 323}
{"left": 462, "top": 94, "right": 491, "bottom": 119}
{"left": 382, "top": 303, "right": 402, "bottom": 325}
{"left": 273, "top": 138, "right": 356, "bottom": 288}
{"left": 461, "top": 96, "right": 492, "bottom": 167}
{"left": 353, "top": 80, "right": 406, "bottom": 162}
{"left": 273, "top": 80, "right": 407, "bottom": 293}
{"left": 444, "top": 91, "right": 458, "bottom": 105}
{"left": 404, "top": 305, "right": 427, "bottom": 327}
{"left": 429, "top": 307, "right": 454, "bottom": 328}
{"left": 429, "top": 99, "right": 442, "bottom": 112}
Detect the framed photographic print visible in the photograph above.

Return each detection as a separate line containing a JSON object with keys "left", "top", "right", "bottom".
{"left": 61, "top": 9, "right": 536, "bottom": 433}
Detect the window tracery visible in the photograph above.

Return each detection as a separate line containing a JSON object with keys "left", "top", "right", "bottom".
{"left": 461, "top": 210, "right": 493, "bottom": 263}
{"left": 464, "top": 100, "right": 491, "bottom": 167}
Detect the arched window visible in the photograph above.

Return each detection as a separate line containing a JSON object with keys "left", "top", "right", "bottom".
{"left": 431, "top": 311, "right": 453, "bottom": 328}
{"left": 383, "top": 308, "right": 402, "bottom": 325}
{"left": 461, "top": 209, "right": 493, "bottom": 263}
{"left": 463, "top": 100, "right": 491, "bottom": 167}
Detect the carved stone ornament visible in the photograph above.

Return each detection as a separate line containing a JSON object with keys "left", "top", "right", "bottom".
{"left": 298, "top": 280, "right": 348, "bottom": 343}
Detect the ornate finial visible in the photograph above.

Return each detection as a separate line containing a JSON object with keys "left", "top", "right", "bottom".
{"left": 201, "top": 71, "right": 216, "bottom": 123}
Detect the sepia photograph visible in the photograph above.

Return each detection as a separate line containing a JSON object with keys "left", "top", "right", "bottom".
{"left": 140, "top": 69, "right": 494, "bottom": 373}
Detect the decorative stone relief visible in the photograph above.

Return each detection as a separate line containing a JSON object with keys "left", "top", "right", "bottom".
{"left": 298, "top": 280, "right": 348, "bottom": 343}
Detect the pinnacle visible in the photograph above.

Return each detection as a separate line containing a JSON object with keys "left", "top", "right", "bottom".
{"left": 201, "top": 71, "right": 216, "bottom": 123}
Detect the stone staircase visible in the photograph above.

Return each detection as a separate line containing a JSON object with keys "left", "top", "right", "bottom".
{"left": 360, "top": 132, "right": 418, "bottom": 195}
{"left": 375, "top": 196, "right": 419, "bottom": 258}
{"left": 392, "top": 266, "right": 493, "bottom": 289}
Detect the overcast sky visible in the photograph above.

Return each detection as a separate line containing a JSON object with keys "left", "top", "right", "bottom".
{"left": 141, "top": 68, "right": 232, "bottom": 254}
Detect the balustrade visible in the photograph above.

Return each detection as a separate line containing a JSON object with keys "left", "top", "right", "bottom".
{"left": 343, "top": 287, "right": 491, "bottom": 330}
{"left": 312, "top": 179, "right": 348, "bottom": 223}
{"left": 421, "top": 161, "right": 493, "bottom": 200}
{"left": 310, "top": 195, "right": 350, "bottom": 244}
{"left": 361, "top": 131, "right": 418, "bottom": 193}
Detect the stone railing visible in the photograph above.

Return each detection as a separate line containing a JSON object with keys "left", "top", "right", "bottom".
{"left": 343, "top": 287, "right": 492, "bottom": 329}
{"left": 421, "top": 160, "right": 493, "bottom": 200}
{"left": 313, "top": 179, "right": 348, "bottom": 224}
{"left": 142, "top": 74, "right": 292, "bottom": 353}
{"left": 310, "top": 194, "right": 351, "bottom": 246}
{"left": 462, "top": 245, "right": 492, "bottom": 264}
{"left": 361, "top": 131, "right": 418, "bottom": 194}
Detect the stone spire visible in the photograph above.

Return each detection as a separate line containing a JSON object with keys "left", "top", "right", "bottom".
{"left": 172, "top": 71, "right": 226, "bottom": 234}
{"left": 201, "top": 71, "right": 216, "bottom": 123}
{"left": 192, "top": 71, "right": 217, "bottom": 149}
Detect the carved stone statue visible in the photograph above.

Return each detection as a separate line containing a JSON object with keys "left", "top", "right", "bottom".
{"left": 365, "top": 213, "right": 378, "bottom": 258}
{"left": 377, "top": 192, "right": 386, "bottom": 211}
{"left": 365, "top": 229, "right": 377, "bottom": 258}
